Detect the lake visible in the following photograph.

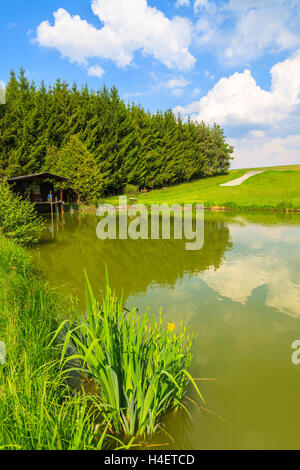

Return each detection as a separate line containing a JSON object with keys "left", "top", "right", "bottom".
{"left": 31, "top": 210, "right": 300, "bottom": 450}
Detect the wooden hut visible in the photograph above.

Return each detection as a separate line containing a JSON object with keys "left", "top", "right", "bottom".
{"left": 7, "top": 172, "right": 68, "bottom": 213}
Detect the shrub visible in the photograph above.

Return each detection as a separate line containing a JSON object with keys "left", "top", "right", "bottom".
{"left": 52, "top": 136, "right": 105, "bottom": 207}
{"left": 124, "top": 184, "right": 139, "bottom": 196}
{"left": 0, "top": 182, "right": 44, "bottom": 245}
{"left": 56, "top": 271, "right": 204, "bottom": 439}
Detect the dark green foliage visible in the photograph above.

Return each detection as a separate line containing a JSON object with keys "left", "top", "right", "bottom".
{"left": 0, "top": 182, "right": 44, "bottom": 245}
{"left": 124, "top": 184, "right": 139, "bottom": 195}
{"left": 0, "top": 69, "right": 234, "bottom": 199}
{"left": 49, "top": 135, "right": 104, "bottom": 206}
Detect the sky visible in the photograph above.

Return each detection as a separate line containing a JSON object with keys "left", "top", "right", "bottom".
{"left": 1, "top": 0, "right": 300, "bottom": 169}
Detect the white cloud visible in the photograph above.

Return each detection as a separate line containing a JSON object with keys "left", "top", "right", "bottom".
{"left": 36, "top": 0, "right": 195, "bottom": 72}
{"left": 171, "top": 88, "right": 184, "bottom": 97}
{"left": 176, "top": 50, "right": 300, "bottom": 167}
{"left": 174, "top": 50, "right": 300, "bottom": 127}
{"left": 230, "top": 134, "right": 300, "bottom": 169}
{"left": 163, "top": 78, "right": 190, "bottom": 89}
{"left": 87, "top": 65, "right": 105, "bottom": 78}
{"left": 224, "top": 3, "right": 300, "bottom": 62}
{"left": 194, "top": 0, "right": 300, "bottom": 64}
{"left": 152, "top": 76, "right": 190, "bottom": 96}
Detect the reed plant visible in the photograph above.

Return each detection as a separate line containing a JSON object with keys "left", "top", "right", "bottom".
{"left": 56, "top": 270, "right": 203, "bottom": 439}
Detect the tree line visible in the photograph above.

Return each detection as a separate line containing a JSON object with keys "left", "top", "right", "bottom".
{"left": 0, "top": 69, "right": 234, "bottom": 204}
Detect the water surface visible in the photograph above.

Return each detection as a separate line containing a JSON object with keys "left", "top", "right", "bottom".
{"left": 31, "top": 211, "right": 300, "bottom": 449}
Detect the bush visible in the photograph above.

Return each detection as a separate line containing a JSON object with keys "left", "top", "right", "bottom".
{"left": 124, "top": 184, "right": 139, "bottom": 196}
{"left": 0, "top": 182, "right": 44, "bottom": 245}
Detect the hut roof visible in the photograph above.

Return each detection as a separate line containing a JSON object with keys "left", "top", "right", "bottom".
{"left": 7, "top": 172, "right": 67, "bottom": 183}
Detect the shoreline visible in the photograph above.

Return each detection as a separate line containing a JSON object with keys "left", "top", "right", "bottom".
{"left": 80, "top": 203, "right": 300, "bottom": 214}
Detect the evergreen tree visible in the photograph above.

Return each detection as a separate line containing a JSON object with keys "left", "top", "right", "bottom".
{"left": 0, "top": 69, "right": 234, "bottom": 201}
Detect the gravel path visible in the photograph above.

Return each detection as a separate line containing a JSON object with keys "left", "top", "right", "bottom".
{"left": 220, "top": 171, "right": 264, "bottom": 187}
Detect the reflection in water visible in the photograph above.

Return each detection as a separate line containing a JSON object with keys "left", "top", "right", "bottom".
{"left": 202, "top": 223, "right": 300, "bottom": 316}
{"left": 33, "top": 213, "right": 233, "bottom": 304}
{"left": 30, "top": 211, "right": 300, "bottom": 450}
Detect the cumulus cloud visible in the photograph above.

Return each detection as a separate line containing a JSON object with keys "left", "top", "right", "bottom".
{"left": 36, "top": 0, "right": 195, "bottom": 72}
{"left": 174, "top": 50, "right": 300, "bottom": 127}
{"left": 230, "top": 134, "right": 300, "bottom": 169}
{"left": 194, "top": 0, "right": 300, "bottom": 64}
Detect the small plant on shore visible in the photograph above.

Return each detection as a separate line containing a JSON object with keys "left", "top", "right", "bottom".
{"left": 56, "top": 270, "right": 204, "bottom": 439}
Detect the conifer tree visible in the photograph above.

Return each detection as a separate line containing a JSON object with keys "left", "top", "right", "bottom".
{"left": 0, "top": 69, "right": 234, "bottom": 199}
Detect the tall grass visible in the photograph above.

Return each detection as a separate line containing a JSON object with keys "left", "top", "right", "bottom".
{"left": 56, "top": 270, "right": 203, "bottom": 439}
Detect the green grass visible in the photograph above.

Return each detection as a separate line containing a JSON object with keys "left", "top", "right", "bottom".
{"left": 105, "top": 165, "right": 300, "bottom": 211}
{"left": 0, "top": 236, "right": 115, "bottom": 450}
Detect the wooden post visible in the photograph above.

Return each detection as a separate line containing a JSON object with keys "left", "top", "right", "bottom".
{"left": 60, "top": 188, "right": 64, "bottom": 218}
{"left": 50, "top": 202, "right": 54, "bottom": 238}
{"left": 55, "top": 196, "right": 59, "bottom": 219}
{"left": 61, "top": 203, "right": 65, "bottom": 231}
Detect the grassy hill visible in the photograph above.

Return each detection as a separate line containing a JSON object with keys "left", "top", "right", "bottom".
{"left": 106, "top": 165, "right": 300, "bottom": 211}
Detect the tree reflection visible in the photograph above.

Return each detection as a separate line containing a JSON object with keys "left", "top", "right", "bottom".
{"left": 33, "top": 212, "right": 233, "bottom": 303}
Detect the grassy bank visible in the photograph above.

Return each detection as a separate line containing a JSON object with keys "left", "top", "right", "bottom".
{"left": 106, "top": 165, "right": 300, "bottom": 211}
{"left": 0, "top": 236, "right": 113, "bottom": 450}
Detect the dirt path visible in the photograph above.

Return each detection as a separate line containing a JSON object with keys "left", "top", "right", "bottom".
{"left": 220, "top": 171, "right": 264, "bottom": 187}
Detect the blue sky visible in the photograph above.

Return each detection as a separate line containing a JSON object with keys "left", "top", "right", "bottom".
{"left": 1, "top": 0, "right": 300, "bottom": 168}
